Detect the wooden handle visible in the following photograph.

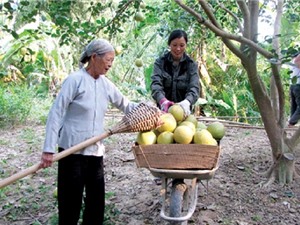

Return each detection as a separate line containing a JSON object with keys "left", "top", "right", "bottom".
{"left": 0, "top": 132, "right": 111, "bottom": 189}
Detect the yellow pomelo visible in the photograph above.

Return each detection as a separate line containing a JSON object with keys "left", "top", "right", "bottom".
{"left": 207, "top": 122, "right": 226, "bottom": 140}
{"left": 135, "top": 58, "right": 143, "bottom": 67}
{"left": 184, "top": 114, "right": 198, "bottom": 127}
{"left": 157, "top": 113, "right": 177, "bottom": 133}
{"left": 157, "top": 131, "right": 174, "bottom": 144}
{"left": 193, "top": 129, "right": 218, "bottom": 145}
{"left": 168, "top": 104, "right": 185, "bottom": 122}
{"left": 179, "top": 121, "right": 196, "bottom": 134}
{"left": 136, "top": 130, "right": 157, "bottom": 145}
{"left": 173, "top": 125, "right": 194, "bottom": 144}
{"left": 115, "top": 46, "right": 122, "bottom": 55}
{"left": 134, "top": 12, "right": 145, "bottom": 21}
{"left": 197, "top": 121, "right": 207, "bottom": 130}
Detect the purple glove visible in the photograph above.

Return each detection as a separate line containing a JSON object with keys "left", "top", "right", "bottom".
{"left": 159, "top": 98, "right": 174, "bottom": 112}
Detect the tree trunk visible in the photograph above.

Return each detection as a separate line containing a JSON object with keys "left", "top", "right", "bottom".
{"left": 174, "top": 0, "right": 298, "bottom": 184}
{"left": 276, "top": 153, "right": 295, "bottom": 184}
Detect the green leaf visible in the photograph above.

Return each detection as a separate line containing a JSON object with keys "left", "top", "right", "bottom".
{"left": 11, "top": 31, "right": 19, "bottom": 39}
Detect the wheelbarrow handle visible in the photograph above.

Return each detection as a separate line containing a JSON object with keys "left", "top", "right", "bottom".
{"left": 0, "top": 131, "right": 111, "bottom": 189}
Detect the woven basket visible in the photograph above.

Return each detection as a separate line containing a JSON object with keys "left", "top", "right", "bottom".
{"left": 132, "top": 144, "right": 220, "bottom": 170}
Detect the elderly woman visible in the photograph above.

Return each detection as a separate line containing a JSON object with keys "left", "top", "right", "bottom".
{"left": 40, "top": 39, "right": 137, "bottom": 225}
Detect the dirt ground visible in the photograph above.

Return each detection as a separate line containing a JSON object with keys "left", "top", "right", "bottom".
{"left": 104, "top": 126, "right": 300, "bottom": 225}
{"left": 0, "top": 119, "right": 300, "bottom": 225}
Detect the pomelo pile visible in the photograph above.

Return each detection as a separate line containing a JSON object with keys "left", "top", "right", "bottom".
{"left": 136, "top": 104, "right": 226, "bottom": 146}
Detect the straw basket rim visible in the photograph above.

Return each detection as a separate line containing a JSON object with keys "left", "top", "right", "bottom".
{"left": 132, "top": 143, "right": 221, "bottom": 170}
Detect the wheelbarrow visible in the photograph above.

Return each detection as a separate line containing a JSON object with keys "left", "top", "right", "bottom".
{"left": 149, "top": 166, "right": 219, "bottom": 225}
{"left": 132, "top": 144, "right": 221, "bottom": 224}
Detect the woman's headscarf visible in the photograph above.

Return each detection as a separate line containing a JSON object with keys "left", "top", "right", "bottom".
{"left": 79, "top": 39, "right": 114, "bottom": 68}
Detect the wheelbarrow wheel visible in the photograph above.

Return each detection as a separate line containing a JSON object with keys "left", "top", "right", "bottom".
{"left": 169, "top": 180, "right": 188, "bottom": 225}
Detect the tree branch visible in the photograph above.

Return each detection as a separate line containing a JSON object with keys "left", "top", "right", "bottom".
{"left": 95, "top": 0, "right": 134, "bottom": 34}
{"left": 271, "top": 0, "right": 285, "bottom": 126}
{"left": 217, "top": 1, "right": 243, "bottom": 33}
{"left": 200, "top": 0, "right": 221, "bottom": 29}
{"left": 249, "top": 0, "right": 259, "bottom": 42}
{"left": 174, "top": 0, "right": 274, "bottom": 60}
{"left": 288, "top": 127, "right": 300, "bottom": 149}
{"left": 121, "top": 32, "right": 157, "bottom": 82}
{"left": 175, "top": 0, "right": 244, "bottom": 59}
{"left": 236, "top": 0, "right": 250, "bottom": 53}
{"left": 271, "top": 64, "right": 285, "bottom": 124}
{"left": 199, "top": 0, "right": 246, "bottom": 60}
{"left": 197, "top": 0, "right": 246, "bottom": 60}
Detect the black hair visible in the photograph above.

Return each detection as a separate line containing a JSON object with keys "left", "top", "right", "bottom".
{"left": 168, "top": 29, "right": 188, "bottom": 45}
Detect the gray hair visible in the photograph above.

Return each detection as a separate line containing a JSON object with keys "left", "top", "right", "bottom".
{"left": 79, "top": 39, "right": 114, "bottom": 68}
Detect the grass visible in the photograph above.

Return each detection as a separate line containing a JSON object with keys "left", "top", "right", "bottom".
{"left": 0, "top": 89, "right": 127, "bottom": 224}
{"left": 0, "top": 165, "right": 120, "bottom": 225}
{"left": 0, "top": 125, "right": 121, "bottom": 225}
{"left": 0, "top": 85, "right": 35, "bottom": 128}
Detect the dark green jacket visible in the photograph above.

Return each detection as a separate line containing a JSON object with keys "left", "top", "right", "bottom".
{"left": 151, "top": 51, "right": 200, "bottom": 106}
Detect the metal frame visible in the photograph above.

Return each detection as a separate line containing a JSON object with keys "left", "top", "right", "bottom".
{"left": 149, "top": 166, "right": 219, "bottom": 223}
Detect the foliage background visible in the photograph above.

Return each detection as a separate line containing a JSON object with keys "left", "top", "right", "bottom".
{"left": 0, "top": 0, "right": 299, "bottom": 126}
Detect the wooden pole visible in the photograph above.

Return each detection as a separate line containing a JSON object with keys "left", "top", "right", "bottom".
{"left": 0, "top": 132, "right": 110, "bottom": 189}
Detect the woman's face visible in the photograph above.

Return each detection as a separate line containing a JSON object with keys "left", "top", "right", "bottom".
{"left": 169, "top": 37, "right": 187, "bottom": 61}
{"left": 95, "top": 51, "right": 115, "bottom": 75}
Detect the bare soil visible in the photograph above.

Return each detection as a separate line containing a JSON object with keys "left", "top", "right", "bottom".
{"left": 0, "top": 118, "right": 300, "bottom": 225}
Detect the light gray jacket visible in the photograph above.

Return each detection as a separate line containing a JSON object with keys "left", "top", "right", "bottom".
{"left": 43, "top": 68, "right": 137, "bottom": 156}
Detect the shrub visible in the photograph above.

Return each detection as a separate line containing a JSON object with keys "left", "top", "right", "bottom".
{"left": 0, "top": 84, "right": 35, "bottom": 127}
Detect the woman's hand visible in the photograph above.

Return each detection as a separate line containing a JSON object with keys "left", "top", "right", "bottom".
{"left": 159, "top": 98, "right": 174, "bottom": 112}
{"left": 39, "top": 152, "right": 54, "bottom": 169}
{"left": 178, "top": 99, "right": 191, "bottom": 116}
